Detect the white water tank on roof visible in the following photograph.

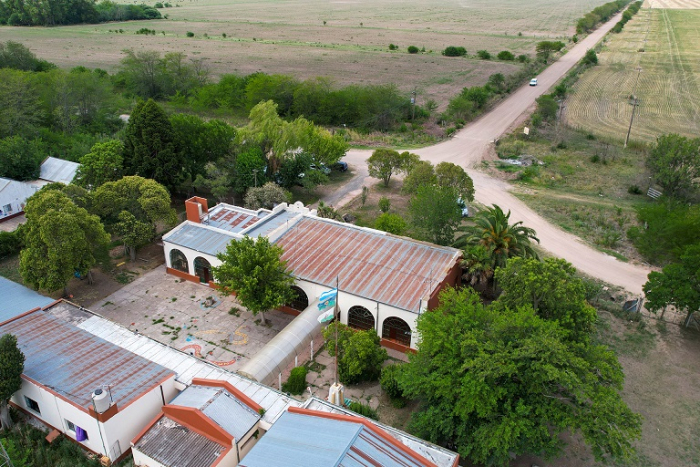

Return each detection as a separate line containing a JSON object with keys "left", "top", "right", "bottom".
{"left": 92, "top": 388, "right": 110, "bottom": 413}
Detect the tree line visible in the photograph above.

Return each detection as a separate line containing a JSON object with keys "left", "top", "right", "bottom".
{"left": 0, "top": 0, "right": 161, "bottom": 26}
{"left": 576, "top": 0, "right": 630, "bottom": 34}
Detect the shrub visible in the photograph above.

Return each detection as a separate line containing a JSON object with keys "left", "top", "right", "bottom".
{"left": 323, "top": 324, "right": 387, "bottom": 384}
{"left": 407, "top": 45, "right": 419, "bottom": 54}
{"left": 375, "top": 213, "right": 406, "bottom": 235}
{"left": 388, "top": 43, "right": 398, "bottom": 50}
{"left": 628, "top": 185, "right": 643, "bottom": 195}
{"left": 582, "top": 48, "right": 598, "bottom": 65}
{"left": 154, "top": 2, "right": 164, "bottom": 7}
{"left": 135, "top": 28, "right": 156, "bottom": 35}
{"left": 378, "top": 196, "right": 390, "bottom": 213}
{"left": 281, "top": 366, "right": 308, "bottom": 395}
{"left": 348, "top": 401, "right": 378, "bottom": 420}
{"left": 477, "top": 50, "right": 491, "bottom": 60}
{"left": 380, "top": 364, "right": 404, "bottom": 399}
{"left": 517, "top": 54, "right": 529, "bottom": 63}
{"left": 222, "top": 33, "right": 227, "bottom": 38}
{"left": 442, "top": 46, "right": 467, "bottom": 57}
{"left": 497, "top": 50, "right": 515, "bottom": 61}
{"left": 186, "top": 31, "right": 194, "bottom": 37}
{"left": 0, "top": 230, "right": 22, "bottom": 258}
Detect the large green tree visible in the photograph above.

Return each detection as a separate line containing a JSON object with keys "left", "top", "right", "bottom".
{"left": 399, "top": 287, "right": 642, "bottom": 466}
{"left": 213, "top": 235, "right": 295, "bottom": 323}
{"left": 643, "top": 244, "right": 700, "bottom": 327}
{"left": 20, "top": 190, "right": 110, "bottom": 294}
{"left": 455, "top": 204, "right": 539, "bottom": 267}
{"left": 322, "top": 322, "right": 387, "bottom": 384}
{"left": 74, "top": 140, "right": 124, "bottom": 189}
{"left": 409, "top": 184, "right": 462, "bottom": 245}
{"left": 367, "top": 148, "right": 406, "bottom": 187}
{"left": 645, "top": 134, "right": 700, "bottom": 200}
{"left": 92, "top": 176, "right": 176, "bottom": 259}
{"left": 122, "top": 99, "right": 183, "bottom": 190}
{"left": 0, "top": 135, "right": 43, "bottom": 181}
{"left": 0, "top": 334, "right": 24, "bottom": 430}
{"left": 494, "top": 257, "right": 597, "bottom": 342}
{"left": 0, "top": 68, "right": 41, "bottom": 138}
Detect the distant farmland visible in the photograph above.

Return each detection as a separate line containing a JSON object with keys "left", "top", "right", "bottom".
{"left": 564, "top": 6, "right": 700, "bottom": 142}
{"left": 0, "top": 0, "right": 606, "bottom": 107}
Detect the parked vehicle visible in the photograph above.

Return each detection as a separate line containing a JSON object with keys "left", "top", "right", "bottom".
{"left": 331, "top": 161, "right": 348, "bottom": 172}
{"left": 529, "top": 78, "right": 538, "bottom": 86}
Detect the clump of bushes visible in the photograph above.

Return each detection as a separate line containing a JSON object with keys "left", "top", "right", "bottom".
{"left": 388, "top": 43, "right": 399, "bottom": 50}
{"left": 0, "top": 229, "right": 23, "bottom": 259}
{"left": 136, "top": 27, "right": 156, "bottom": 35}
{"left": 407, "top": 45, "right": 419, "bottom": 54}
{"left": 380, "top": 364, "right": 406, "bottom": 407}
{"left": 323, "top": 323, "right": 387, "bottom": 384}
{"left": 442, "top": 46, "right": 467, "bottom": 57}
{"left": 497, "top": 50, "right": 515, "bottom": 61}
{"left": 476, "top": 50, "right": 491, "bottom": 60}
{"left": 348, "top": 401, "right": 378, "bottom": 420}
{"left": 186, "top": 31, "right": 194, "bottom": 37}
{"left": 281, "top": 366, "right": 308, "bottom": 395}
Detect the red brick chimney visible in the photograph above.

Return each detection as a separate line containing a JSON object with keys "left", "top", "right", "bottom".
{"left": 185, "top": 197, "right": 208, "bottom": 223}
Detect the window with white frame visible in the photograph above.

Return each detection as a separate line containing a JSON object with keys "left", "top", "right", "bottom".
{"left": 65, "top": 420, "right": 89, "bottom": 441}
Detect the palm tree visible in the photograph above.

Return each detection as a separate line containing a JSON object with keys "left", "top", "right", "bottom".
{"left": 460, "top": 244, "right": 496, "bottom": 286}
{"left": 455, "top": 205, "right": 540, "bottom": 269}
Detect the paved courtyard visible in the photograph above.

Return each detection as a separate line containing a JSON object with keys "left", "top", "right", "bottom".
{"left": 95, "top": 265, "right": 295, "bottom": 372}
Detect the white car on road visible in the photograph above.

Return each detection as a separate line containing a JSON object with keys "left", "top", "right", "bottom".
{"left": 529, "top": 78, "right": 538, "bottom": 86}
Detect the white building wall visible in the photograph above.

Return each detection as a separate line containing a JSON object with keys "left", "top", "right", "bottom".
{"left": 12, "top": 376, "right": 177, "bottom": 461}
{"left": 131, "top": 448, "right": 168, "bottom": 467}
{"left": 12, "top": 379, "right": 108, "bottom": 455}
{"left": 101, "top": 375, "right": 176, "bottom": 460}
{"left": 162, "top": 244, "right": 420, "bottom": 347}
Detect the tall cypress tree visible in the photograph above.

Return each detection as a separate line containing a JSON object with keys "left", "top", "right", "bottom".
{"left": 123, "top": 99, "right": 182, "bottom": 190}
{"left": 0, "top": 334, "right": 25, "bottom": 430}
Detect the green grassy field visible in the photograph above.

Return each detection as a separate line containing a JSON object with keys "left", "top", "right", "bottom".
{"left": 0, "top": 0, "right": 607, "bottom": 107}
{"left": 564, "top": 7, "right": 700, "bottom": 142}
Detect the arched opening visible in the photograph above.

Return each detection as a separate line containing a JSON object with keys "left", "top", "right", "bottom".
{"left": 348, "top": 306, "right": 374, "bottom": 331}
{"left": 382, "top": 317, "right": 411, "bottom": 347}
{"left": 287, "top": 286, "right": 309, "bottom": 311}
{"left": 170, "top": 249, "right": 189, "bottom": 274}
{"left": 194, "top": 257, "right": 212, "bottom": 284}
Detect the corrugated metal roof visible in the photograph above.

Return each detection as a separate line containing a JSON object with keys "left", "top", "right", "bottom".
{"left": 172, "top": 385, "right": 260, "bottom": 440}
{"left": 244, "top": 209, "right": 298, "bottom": 238}
{"left": 39, "top": 157, "right": 79, "bottom": 184}
{"left": 163, "top": 223, "right": 234, "bottom": 256}
{"left": 0, "top": 311, "right": 175, "bottom": 409}
{"left": 134, "top": 415, "right": 225, "bottom": 467}
{"left": 302, "top": 399, "right": 459, "bottom": 467}
{"left": 240, "top": 411, "right": 427, "bottom": 467}
{"left": 0, "top": 178, "right": 39, "bottom": 216}
{"left": 203, "top": 204, "right": 266, "bottom": 233}
{"left": 70, "top": 311, "right": 301, "bottom": 425}
{"left": 275, "top": 218, "right": 460, "bottom": 313}
{"left": 45, "top": 305, "right": 457, "bottom": 467}
{"left": 0, "top": 277, "right": 54, "bottom": 324}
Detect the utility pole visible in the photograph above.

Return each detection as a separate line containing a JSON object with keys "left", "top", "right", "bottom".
{"left": 252, "top": 169, "right": 258, "bottom": 187}
{"left": 624, "top": 66, "right": 642, "bottom": 148}
{"left": 411, "top": 90, "right": 416, "bottom": 121}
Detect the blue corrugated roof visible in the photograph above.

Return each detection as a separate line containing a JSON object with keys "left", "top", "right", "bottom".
{"left": 0, "top": 311, "right": 175, "bottom": 409}
{"left": 172, "top": 384, "right": 260, "bottom": 440}
{"left": 244, "top": 210, "right": 298, "bottom": 238}
{"left": 0, "top": 277, "right": 54, "bottom": 324}
{"left": 240, "top": 411, "right": 427, "bottom": 467}
{"left": 163, "top": 223, "right": 234, "bottom": 256}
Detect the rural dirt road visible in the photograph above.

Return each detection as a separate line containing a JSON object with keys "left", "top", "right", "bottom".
{"left": 325, "top": 10, "right": 651, "bottom": 295}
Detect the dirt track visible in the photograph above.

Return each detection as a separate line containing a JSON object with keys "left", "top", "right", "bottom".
{"left": 328, "top": 10, "right": 651, "bottom": 295}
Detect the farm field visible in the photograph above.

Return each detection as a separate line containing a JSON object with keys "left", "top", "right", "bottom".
{"left": 564, "top": 6, "right": 700, "bottom": 142}
{"left": 0, "top": 0, "right": 605, "bottom": 106}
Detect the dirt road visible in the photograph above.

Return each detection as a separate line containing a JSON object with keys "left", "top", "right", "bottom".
{"left": 326, "top": 10, "right": 651, "bottom": 295}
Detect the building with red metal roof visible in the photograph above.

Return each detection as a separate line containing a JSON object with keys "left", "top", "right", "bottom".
{"left": 162, "top": 197, "right": 461, "bottom": 384}
{"left": 0, "top": 303, "right": 178, "bottom": 463}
